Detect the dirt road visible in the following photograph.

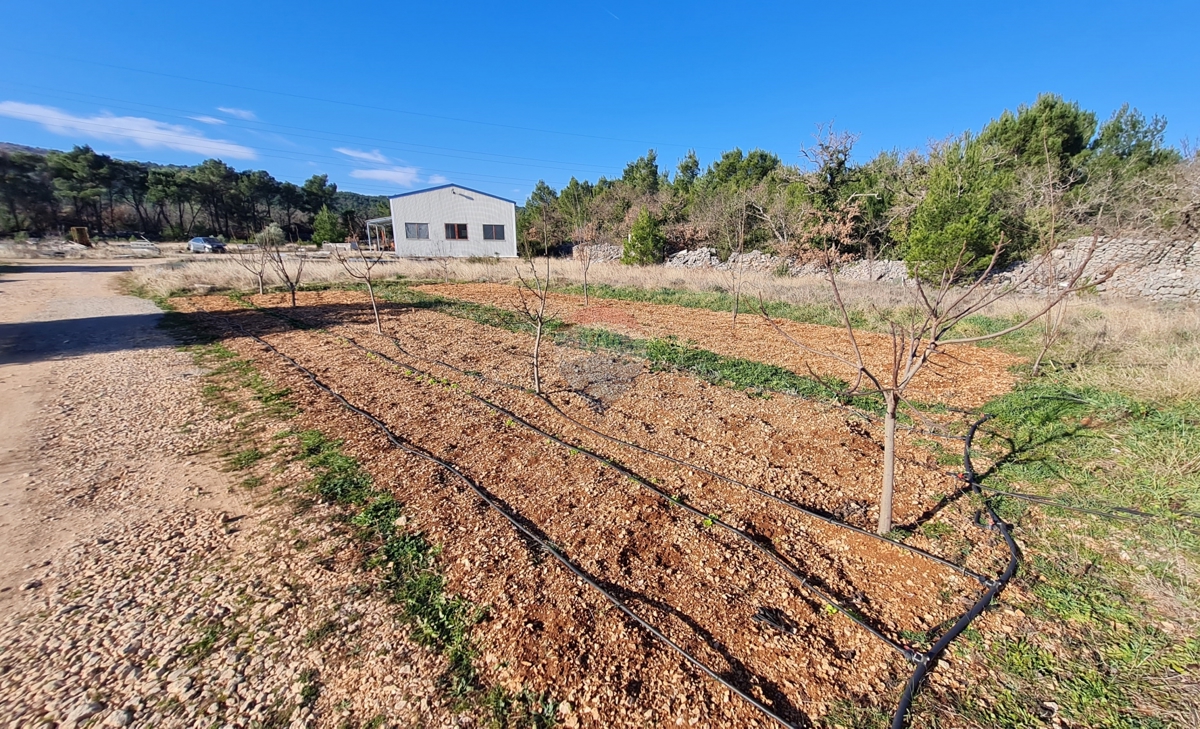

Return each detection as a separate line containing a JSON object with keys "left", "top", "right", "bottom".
{"left": 0, "top": 262, "right": 444, "bottom": 728}
{"left": 0, "top": 262, "right": 171, "bottom": 602}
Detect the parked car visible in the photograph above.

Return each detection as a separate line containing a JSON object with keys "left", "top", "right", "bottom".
{"left": 188, "top": 237, "right": 227, "bottom": 253}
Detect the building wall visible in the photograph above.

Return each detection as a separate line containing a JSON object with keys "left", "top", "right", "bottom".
{"left": 388, "top": 186, "right": 518, "bottom": 258}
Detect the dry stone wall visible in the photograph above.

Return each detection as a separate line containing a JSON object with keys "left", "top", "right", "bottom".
{"left": 572, "top": 238, "right": 1200, "bottom": 303}
{"left": 996, "top": 237, "right": 1200, "bottom": 303}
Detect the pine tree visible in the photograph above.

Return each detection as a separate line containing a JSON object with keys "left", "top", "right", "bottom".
{"left": 621, "top": 207, "right": 665, "bottom": 265}
{"left": 310, "top": 204, "right": 344, "bottom": 247}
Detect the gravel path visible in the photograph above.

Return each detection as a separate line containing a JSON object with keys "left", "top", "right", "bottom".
{"left": 0, "top": 263, "right": 446, "bottom": 728}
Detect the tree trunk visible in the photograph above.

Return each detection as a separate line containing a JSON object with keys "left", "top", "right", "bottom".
{"left": 532, "top": 318, "right": 543, "bottom": 395}
{"left": 366, "top": 278, "right": 381, "bottom": 335}
{"left": 878, "top": 391, "right": 898, "bottom": 535}
{"left": 732, "top": 277, "right": 742, "bottom": 326}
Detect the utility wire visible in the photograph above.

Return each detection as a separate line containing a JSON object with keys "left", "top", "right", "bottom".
{"left": 7, "top": 50, "right": 713, "bottom": 150}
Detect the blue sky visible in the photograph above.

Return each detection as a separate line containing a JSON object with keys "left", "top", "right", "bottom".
{"left": 2, "top": 0, "right": 1196, "bottom": 202}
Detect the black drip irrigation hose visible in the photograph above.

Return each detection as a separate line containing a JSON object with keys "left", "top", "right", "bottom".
{"left": 201, "top": 302, "right": 1019, "bottom": 728}
{"left": 974, "top": 483, "right": 1200, "bottom": 528}
{"left": 198, "top": 308, "right": 803, "bottom": 729}
{"left": 339, "top": 335, "right": 915, "bottom": 658}
{"left": 889, "top": 414, "right": 1020, "bottom": 729}
{"left": 380, "top": 333, "right": 991, "bottom": 586}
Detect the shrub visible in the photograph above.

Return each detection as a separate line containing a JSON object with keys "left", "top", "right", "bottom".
{"left": 621, "top": 207, "right": 665, "bottom": 265}
{"left": 310, "top": 205, "right": 344, "bottom": 248}
{"left": 900, "top": 137, "right": 1022, "bottom": 281}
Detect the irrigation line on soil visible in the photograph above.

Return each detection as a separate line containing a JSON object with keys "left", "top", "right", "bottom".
{"left": 377, "top": 332, "right": 990, "bottom": 585}
{"left": 241, "top": 297, "right": 971, "bottom": 557}
{"left": 976, "top": 484, "right": 1200, "bottom": 532}
{"left": 196, "top": 310, "right": 804, "bottom": 729}
{"left": 889, "top": 415, "right": 1020, "bottom": 729}
{"left": 336, "top": 335, "right": 915, "bottom": 658}
{"left": 202, "top": 300, "right": 1018, "bottom": 728}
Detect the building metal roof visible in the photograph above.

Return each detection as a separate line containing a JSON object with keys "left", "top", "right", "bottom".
{"left": 387, "top": 183, "right": 517, "bottom": 205}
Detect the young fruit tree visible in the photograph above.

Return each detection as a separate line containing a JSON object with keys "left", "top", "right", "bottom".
{"left": 575, "top": 240, "right": 594, "bottom": 306}
{"left": 234, "top": 223, "right": 282, "bottom": 295}
{"left": 762, "top": 235, "right": 1105, "bottom": 535}
{"left": 265, "top": 238, "right": 306, "bottom": 308}
{"left": 333, "top": 246, "right": 386, "bottom": 335}
{"left": 515, "top": 257, "right": 553, "bottom": 395}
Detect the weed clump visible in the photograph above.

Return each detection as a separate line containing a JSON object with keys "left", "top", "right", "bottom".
{"left": 294, "top": 430, "right": 484, "bottom": 700}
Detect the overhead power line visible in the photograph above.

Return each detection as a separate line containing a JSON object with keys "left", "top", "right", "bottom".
{"left": 8, "top": 50, "right": 714, "bottom": 151}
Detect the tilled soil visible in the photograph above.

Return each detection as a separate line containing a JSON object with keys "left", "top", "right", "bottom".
{"left": 171, "top": 292, "right": 1015, "bottom": 727}
{"left": 415, "top": 282, "right": 1026, "bottom": 408}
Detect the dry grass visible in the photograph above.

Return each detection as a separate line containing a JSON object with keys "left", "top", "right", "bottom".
{"left": 124, "top": 255, "right": 1200, "bottom": 404}
{"left": 1052, "top": 301, "right": 1200, "bottom": 401}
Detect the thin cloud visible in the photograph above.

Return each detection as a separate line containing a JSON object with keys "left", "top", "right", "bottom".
{"left": 427, "top": 174, "right": 449, "bottom": 185}
{"left": 350, "top": 166, "right": 421, "bottom": 187}
{"left": 217, "top": 106, "right": 257, "bottom": 121}
{"left": 335, "top": 147, "right": 388, "bottom": 164}
{"left": 0, "top": 101, "right": 257, "bottom": 160}
{"left": 189, "top": 115, "right": 226, "bottom": 125}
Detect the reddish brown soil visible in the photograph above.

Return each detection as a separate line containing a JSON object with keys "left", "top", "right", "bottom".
{"left": 171, "top": 291, "right": 1014, "bottom": 727}
{"left": 416, "top": 283, "right": 1026, "bottom": 408}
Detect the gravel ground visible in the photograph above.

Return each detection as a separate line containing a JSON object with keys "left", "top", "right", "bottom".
{"left": 168, "top": 291, "right": 1020, "bottom": 727}
{"left": 0, "top": 265, "right": 448, "bottom": 728}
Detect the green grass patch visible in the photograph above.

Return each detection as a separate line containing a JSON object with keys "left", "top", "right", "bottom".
{"left": 559, "top": 282, "right": 857, "bottom": 328}
{"left": 482, "top": 686, "right": 559, "bottom": 729}
{"left": 227, "top": 448, "right": 265, "bottom": 471}
{"left": 947, "top": 380, "right": 1200, "bottom": 729}
{"left": 378, "top": 283, "right": 562, "bottom": 335}
{"left": 293, "top": 429, "right": 487, "bottom": 702}
{"left": 188, "top": 342, "right": 295, "bottom": 420}
{"left": 558, "top": 282, "right": 1038, "bottom": 350}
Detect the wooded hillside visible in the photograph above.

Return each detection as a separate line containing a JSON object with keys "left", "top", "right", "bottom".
{"left": 0, "top": 144, "right": 386, "bottom": 242}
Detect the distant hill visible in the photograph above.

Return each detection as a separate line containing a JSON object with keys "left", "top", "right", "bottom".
{"left": 0, "top": 143, "right": 388, "bottom": 208}
{"left": 334, "top": 190, "right": 389, "bottom": 218}
{"left": 0, "top": 142, "right": 52, "bottom": 155}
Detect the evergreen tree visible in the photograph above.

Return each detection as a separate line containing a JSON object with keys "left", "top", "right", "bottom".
{"left": 621, "top": 207, "right": 665, "bottom": 265}
{"left": 978, "top": 93, "right": 1097, "bottom": 172}
{"left": 622, "top": 150, "right": 660, "bottom": 196}
{"left": 310, "top": 204, "right": 344, "bottom": 246}
{"left": 1087, "top": 104, "right": 1181, "bottom": 179}
{"left": 900, "top": 137, "right": 1021, "bottom": 280}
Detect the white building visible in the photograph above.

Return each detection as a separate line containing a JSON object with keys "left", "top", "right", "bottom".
{"left": 366, "top": 184, "right": 518, "bottom": 258}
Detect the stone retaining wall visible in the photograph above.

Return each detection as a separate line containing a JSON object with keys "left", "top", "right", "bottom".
{"left": 572, "top": 238, "right": 1200, "bottom": 303}
{"left": 998, "top": 237, "right": 1200, "bottom": 303}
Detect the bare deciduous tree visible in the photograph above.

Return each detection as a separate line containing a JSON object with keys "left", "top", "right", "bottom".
{"left": 234, "top": 223, "right": 283, "bottom": 296}
{"left": 266, "top": 239, "right": 306, "bottom": 308}
{"left": 431, "top": 237, "right": 452, "bottom": 283}
{"left": 334, "top": 245, "right": 385, "bottom": 334}
{"left": 748, "top": 170, "right": 803, "bottom": 257}
{"left": 762, "top": 234, "right": 1104, "bottom": 534}
{"left": 515, "top": 257, "right": 553, "bottom": 395}
{"left": 695, "top": 187, "right": 752, "bottom": 324}
{"left": 575, "top": 239, "right": 594, "bottom": 306}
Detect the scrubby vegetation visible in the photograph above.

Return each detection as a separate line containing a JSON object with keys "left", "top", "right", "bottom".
{"left": 515, "top": 95, "right": 1196, "bottom": 276}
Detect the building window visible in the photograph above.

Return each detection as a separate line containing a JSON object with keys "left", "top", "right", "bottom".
{"left": 483, "top": 224, "right": 505, "bottom": 240}
{"left": 404, "top": 222, "right": 429, "bottom": 239}
{"left": 445, "top": 223, "right": 468, "bottom": 240}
